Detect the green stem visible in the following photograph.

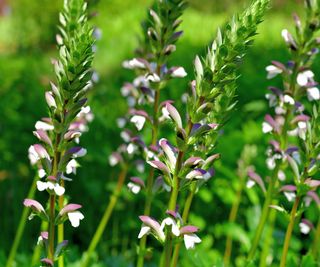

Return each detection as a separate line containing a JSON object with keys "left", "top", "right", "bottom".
{"left": 223, "top": 180, "right": 245, "bottom": 266}
{"left": 247, "top": 165, "right": 279, "bottom": 263}
{"left": 259, "top": 206, "right": 277, "bottom": 267}
{"left": 6, "top": 175, "right": 38, "bottom": 267}
{"left": 81, "top": 166, "right": 128, "bottom": 267}
{"left": 58, "top": 180, "right": 65, "bottom": 267}
{"left": 170, "top": 183, "right": 196, "bottom": 267}
{"left": 137, "top": 89, "right": 160, "bottom": 267}
{"left": 161, "top": 150, "right": 184, "bottom": 266}
{"left": 311, "top": 216, "right": 320, "bottom": 261}
{"left": 31, "top": 221, "right": 48, "bottom": 267}
{"left": 279, "top": 196, "right": 301, "bottom": 267}
{"left": 48, "top": 194, "right": 56, "bottom": 261}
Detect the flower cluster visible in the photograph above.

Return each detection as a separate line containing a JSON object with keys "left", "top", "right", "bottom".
{"left": 138, "top": 212, "right": 201, "bottom": 250}
{"left": 247, "top": 2, "right": 320, "bottom": 264}
{"left": 23, "top": 0, "right": 95, "bottom": 265}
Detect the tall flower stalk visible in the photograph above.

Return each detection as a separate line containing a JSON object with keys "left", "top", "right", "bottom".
{"left": 23, "top": 0, "right": 95, "bottom": 266}
{"left": 223, "top": 145, "right": 257, "bottom": 266}
{"left": 135, "top": 0, "right": 270, "bottom": 266}
{"left": 81, "top": 1, "right": 187, "bottom": 266}
{"left": 247, "top": 0, "right": 320, "bottom": 264}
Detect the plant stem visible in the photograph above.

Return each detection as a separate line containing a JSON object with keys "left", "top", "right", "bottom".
{"left": 58, "top": 179, "right": 65, "bottom": 267}
{"left": 247, "top": 165, "right": 279, "bottom": 263}
{"left": 81, "top": 166, "right": 128, "bottom": 267}
{"left": 259, "top": 206, "right": 277, "bottom": 267}
{"left": 279, "top": 196, "right": 301, "bottom": 267}
{"left": 170, "top": 183, "right": 196, "bottom": 267}
{"left": 48, "top": 194, "right": 56, "bottom": 261}
{"left": 137, "top": 89, "right": 160, "bottom": 267}
{"left": 31, "top": 221, "right": 48, "bottom": 266}
{"left": 311, "top": 216, "right": 320, "bottom": 261}
{"left": 47, "top": 133, "right": 61, "bottom": 264}
{"left": 6, "top": 175, "right": 38, "bottom": 267}
{"left": 223, "top": 180, "right": 245, "bottom": 266}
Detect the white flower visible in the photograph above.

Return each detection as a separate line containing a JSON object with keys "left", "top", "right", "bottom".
{"left": 67, "top": 211, "right": 84, "bottom": 227}
{"left": 36, "top": 181, "right": 65, "bottom": 196}
{"left": 184, "top": 234, "right": 201, "bottom": 250}
{"left": 299, "top": 222, "right": 311, "bottom": 234}
{"left": 66, "top": 159, "right": 78, "bottom": 174}
{"left": 109, "top": 154, "right": 119, "bottom": 166}
{"left": 283, "top": 94, "right": 295, "bottom": 105}
{"left": 138, "top": 226, "right": 151, "bottom": 238}
{"left": 122, "top": 58, "right": 145, "bottom": 69}
{"left": 266, "top": 65, "right": 282, "bottom": 79}
{"left": 127, "top": 143, "right": 137, "bottom": 155}
{"left": 130, "top": 115, "right": 146, "bottom": 131}
{"left": 38, "top": 169, "right": 46, "bottom": 178}
{"left": 278, "top": 170, "right": 286, "bottom": 181}
{"left": 35, "top": 121, "right": 54, "bottom": 131}
{"left": 262, "top": 122, "right": 273, "bottom": 133}
{"left": 297, "top": 70, "right": 314, "bottom": 86}
{"left": 307, "top": 87, "right": 320, "bottom": 101}
{"left": 147, "top": 73, "right": 161, "bottom": 83}
{"left": 246, "top": 179, "right": 255, "bottom": 189}
{"left": 171, "top": 67, "right": 187, "bottom": 78}
{"left": 265, "top": 93, "right": 277, "bottom": 107}
{"left": 160, "top": 217, "right": 180, "bottom": 237}
{"left": 284, "top": 191, "right": 296, "bottom": 202}
{"left": 28, "top": 145, "right": 39, "bottom": 165}
{"left": 127, "top": 182, "right": 141, "bottom": 194}
{"left": 281, "top": 29, "right": 290, "bottom": 42}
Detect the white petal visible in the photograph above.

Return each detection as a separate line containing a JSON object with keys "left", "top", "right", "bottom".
{"left": 246, "top": 180, "right": 255, "bottom": 189}
{"left": 171, "top": 67, "right": 187, "bottom": 78}
{"left": 307, "top": 87, "right": 320, "bottom": 101}
{"left": 109, "top": 155, "right": 119, "bottom": 166}
{"left": 160, "top": 217, "right": 180, "bottom": 236}
{"left": 130, "top": 115, "right": 146, "bottom": 131}
{"left": 281, "top": 29, "right": 289, "bottom": 42}
{"left": 284, "top": 192, "right": 296, "bottom": 202}
{"left": 127, "top": 182, "right": 141, "bottom": 194}
{"left": 28, "top": 145, "right": 40, "bottom": 165}
{"left": 262, "top": 122, "right": 273, "bottom": 133}
{"left": 266, "top": 65, "right": 282, "bottom": 79}
{"left": 184, "top": 234, "right": 201, "bottom": 250}
{"left": 138, "top": 226, "right": 151, "bottom": 238}
{"left": 127, "top": 143, "right": 137, "bottom": 155}
{"left": 297, "top": 70, "right": 313, "bottom": 86}
{"left": 66, "top": 159, "right": 78, "bottom": 174}
{"left": 36, "top": 181, "right": 48, "bottom": 191}
{"left": 299, "top": 222, "right": 311, "bottom": 234}
{"left": 68, "top": 211, "right": 84, "bottom": 227}
{"left": 35, "top": 121, "right": 54, "bottom": 131}
{"left": 54, "top": 184, "right": 65, "bottom": 196}
{"left": 38, "top": 169, "right": 46, "bottom": 178}
{"left": 284, "top": 95, "right": 295, "bottom": 105}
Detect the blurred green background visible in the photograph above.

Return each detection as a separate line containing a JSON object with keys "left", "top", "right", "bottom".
{"left": 0, "top": 0, "right": 318, "bottom": 266}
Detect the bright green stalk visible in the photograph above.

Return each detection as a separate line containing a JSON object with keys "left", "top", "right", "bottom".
{"left": 259, "top": 206, "right": 277, "bottom": 267}
{"left": 81, "top": 166, "right": 128, "bottom": 267}
{"left": 170, "top": 183, "right": 196, "bottom": 267}
{"left": 223, "top": 180, "right": 245, "bottom": 266}
{"left": 6, "top": 175, "right": 38, "bottom": 267}
{"left": 31, "top": 221, "right": 48, "bottom": 267}
{"left": 279, "top": 196, "right": 301, "bottom": 267}
{"left": 137, "top": 89, "right": 160, "bottom": 267}
{"left": 247, "top": 166, "right": 279, "bottom": 262}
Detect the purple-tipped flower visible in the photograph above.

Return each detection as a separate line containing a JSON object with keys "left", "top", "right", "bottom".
{"left": 147, "top": 160, "right": 171, "bottom": 176}
{"left": 299, "top": 219, "right": 313, "bottom": 234}
{"left": 23, "top": 199, "right": 45, "bottom": 213}
{"left": 164, "top": 102, "right": 183, "bottom": 129}
{"left": 247, "top": 170, "right": 266, "bottom": 193}
{"left": 179, "top": 225, "right": 201, "bottom": 249}
{"left": 138, "top": 215, "right": 165, "bottom": 242}
{"left": 40, "top": 258, "right": 54, "bottom": 266}
{"left": 128, "top": 177, "right": 145, "bottom": 194}
{"left": 159, "top": 138, "right": 177, "bottom": 171}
